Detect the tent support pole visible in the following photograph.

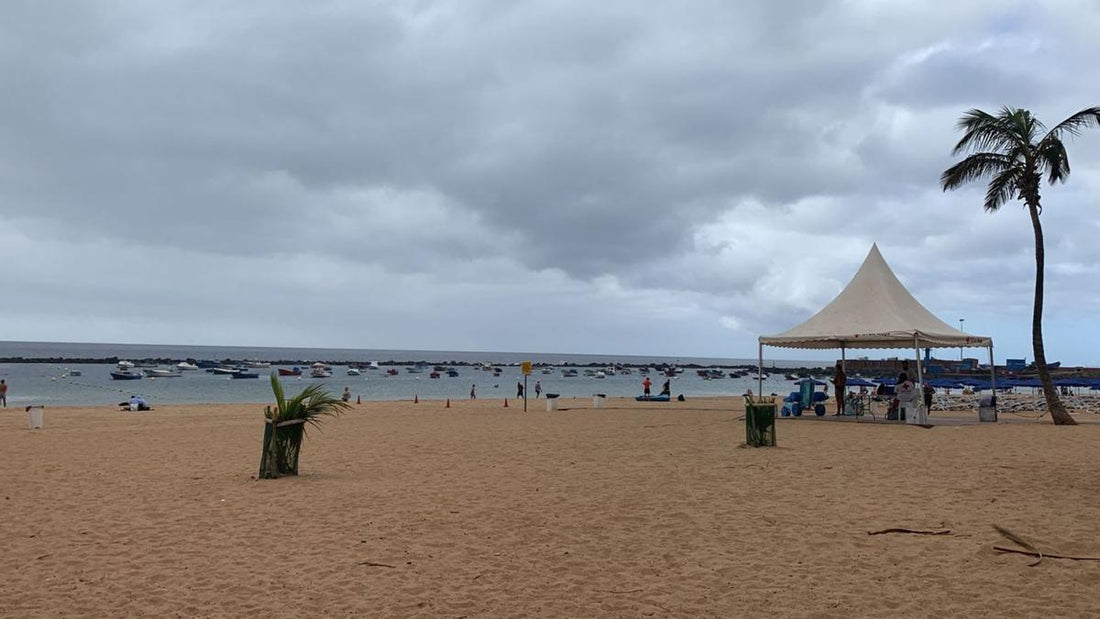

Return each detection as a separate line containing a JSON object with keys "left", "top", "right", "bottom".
{"left": 840, "top": 345, "right": 846, "bottom": 373}
{"left": 757, "top": 343, "right": 763, "bottom": 397}
{"left": 988, "top": 343, "right": 996, "bottom": 394}
{"left": 913, "top": 334, "right": 924, "bottom": 386}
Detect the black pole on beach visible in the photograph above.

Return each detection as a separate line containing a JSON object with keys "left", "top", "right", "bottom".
{"left": 524, "top": 374, "right": 528, "bottom": 412}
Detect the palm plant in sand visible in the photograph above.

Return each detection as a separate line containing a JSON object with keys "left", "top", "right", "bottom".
{"left": 259, "top": 373, "right": 350, "bottom": 478}
{"left": 941, "top": 106, "right": 1100, "bottom": 426}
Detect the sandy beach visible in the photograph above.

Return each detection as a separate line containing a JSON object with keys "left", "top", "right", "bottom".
{"left": 4, "top": 397, "right": 1099, "bottom": 617}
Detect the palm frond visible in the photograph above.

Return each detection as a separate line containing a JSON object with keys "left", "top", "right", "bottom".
{"left": 1040, "top": 107, "right": 1100, "bottom": 142}
{"left": 983, "top": 167, "right": 1021, "bottom": 212}
{"left": 940, "top": 153, "right": 1013, "bottom": 191}
{"left": 269, "top": 372, "right": 286, "bottom": 419}
{"left": 282, "top": 382, "right": 350, "bottom": 430}
{"left": 1005, "top": 107, "right": 1045, "bottom": 144}
{"left": 1038, "top": 139, "right": 1071, "bottom": 184}
{"left": 952, "top": 108, "right": 1021, "bottom": 155}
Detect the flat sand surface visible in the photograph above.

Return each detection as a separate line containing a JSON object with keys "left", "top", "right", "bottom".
{"left": 4, "top": 397, "right": 1099, "bottom": 617}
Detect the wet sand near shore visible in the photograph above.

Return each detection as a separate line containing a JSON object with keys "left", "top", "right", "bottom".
{"left": 4, "top": 397, "right": 1099, "bottom": 617}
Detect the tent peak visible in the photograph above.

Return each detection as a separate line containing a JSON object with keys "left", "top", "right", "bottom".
{"left": 759, "top": 243, "right": 992, "bottom": 350}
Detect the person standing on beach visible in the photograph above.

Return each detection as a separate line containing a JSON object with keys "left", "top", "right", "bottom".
{"left": 0, "top": 379, "right": 7, "bottom": 406}
{"left": 470, "top": 384, "right": 476, "bottom": 399}
{"left": 831, "top": 361, "right": 846, "bottom": 415}
{"left": 341, "top": 387, "right": 351, "bottom": 402}
{"left": 642, "top": 376, "right": 652, "bottom": 396}
{"left": 516, "top": 381, "right": 523, "bottom": 399}
{"left": 534, "top": 380, "right": 542, "bottom": 398}
{"left": 660, "top": 379, "right": 671, "bottom": 397}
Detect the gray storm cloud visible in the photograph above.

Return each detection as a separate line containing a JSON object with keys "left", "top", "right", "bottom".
{"left": 1, "top": 0, "right": 1098, "bottom": 360}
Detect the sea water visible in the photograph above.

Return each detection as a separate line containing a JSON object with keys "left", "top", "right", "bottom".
{"left": 0, "top": 341, "right": 820, "bottom": 406}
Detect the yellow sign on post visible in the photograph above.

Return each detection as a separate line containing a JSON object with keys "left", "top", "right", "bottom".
{"left": 521, "top": 361, "right": 533, "bottom": 376}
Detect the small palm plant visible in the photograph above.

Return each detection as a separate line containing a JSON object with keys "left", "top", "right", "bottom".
{"left": 259, "top": 372, "right": 350, "bottom": 479}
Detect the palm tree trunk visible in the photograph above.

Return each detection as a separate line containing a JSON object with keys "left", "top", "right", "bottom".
{"left": 1026, "top": 201, "right": 1075, "bottom": 425}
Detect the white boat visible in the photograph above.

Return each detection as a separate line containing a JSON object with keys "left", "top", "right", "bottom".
{"left": 117, "top": 360, "right": 135, "bottom": 369}
{"left": 311, "top": 367, "right": 332, "bottom": 378}
{"left": 145, "top": 368, "right": 182, "bottom": 378}
{"left": 245, "top": 360, "right": 271, "bottom": 368}
{"left": 177, "top": 362, "right": 200, "bottom": 371}
{"left": 595, "top": 371, "right": 606, "bottom": 379}
{"left": 367, "top": 361, "right": 380, "bottom": 370}
{"left": 347, "top": 368, "right": 362, "bottom": 376}
{"left": 210, "top": 367, "right": 239, "bottom": 375}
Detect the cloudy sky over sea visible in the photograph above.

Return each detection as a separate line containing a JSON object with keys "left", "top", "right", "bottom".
{"left": 1, "top": 1, "right": 1098, "bottom": 362}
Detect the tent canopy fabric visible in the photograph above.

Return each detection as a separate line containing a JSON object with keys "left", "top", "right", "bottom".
{"left": 759, "top": 244, "right": 992, "bottom": 350}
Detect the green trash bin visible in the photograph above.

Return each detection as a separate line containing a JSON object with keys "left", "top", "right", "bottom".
{"left": 744, "top": 395, "right": 777, "bottom": 447}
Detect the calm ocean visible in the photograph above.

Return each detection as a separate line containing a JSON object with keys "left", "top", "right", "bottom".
{"left": 0, "top": 341, "right": 820, "bottom": 406}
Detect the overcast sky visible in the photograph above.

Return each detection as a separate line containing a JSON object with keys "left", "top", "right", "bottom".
{"left": 1, "top": 1, "right": 1098, "bottom": 363}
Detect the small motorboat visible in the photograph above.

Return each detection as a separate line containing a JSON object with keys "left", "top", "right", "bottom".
{"left": 176, "top": 362, "right": 200, "bottom": 371}
{"left": 111, "top": 370, "right": 143, "bottom": 380}
{"left": 347, "top": 368, "right": 362, "bottom": 376}
{"left": 117, "top": 360, "right": 135, "bottom": 369}
{"left": 429, "top": 372, "right": 440, "bottom": 379}
{"left": 446, "top": 369, "right": 460, "bottom": 377}
{"left": 311, "top": 367, "right": 332, "bottom": 378}
{"left": 68, "top": 369, "right": 82, "bottom": 377}
{"left": 210, "top": 367, "right": 240, "bottom": 375}
{"left": 245, "top": 360, "right": 271, "bottom": 368}
{"left": 279, "top": 367, "right": 302, "bottom": 377}
{"left": 231, "top": 370, "right": 260, "bottom": 379}
{"left": 144, "top": 368, "right": 181, "bottom": 378}
{"left": 385, "top": 368, "right": 399, "bottom": 376}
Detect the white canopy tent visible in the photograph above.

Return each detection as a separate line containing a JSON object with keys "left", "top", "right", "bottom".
{"left": 757, "top": 244, "right": 995, "bottom": 400}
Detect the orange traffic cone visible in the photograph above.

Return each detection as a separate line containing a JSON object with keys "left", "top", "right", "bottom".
{"left": 504, "top": 398, "right": 509, "bottom": 408}
{"left": 356, "top": 395, "right": 361, "bottom": 405}
{"left": 445, "top": 398, "right": 450, "bottom": 408}
{"left": 414, "top": 394, "right": 419, "bottom": 404}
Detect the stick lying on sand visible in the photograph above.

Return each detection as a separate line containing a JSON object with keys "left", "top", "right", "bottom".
{"left": 993, "top": 546, "right": 1100, "bottom": 563}
{"left": 867, "top": 528, "right": 951, "bottom": 536}
{"left": 357, "top": 561, "right": 396, "bottom": 568}
{"left": 993, "top": 525, "right": 1100, "bottom": 567}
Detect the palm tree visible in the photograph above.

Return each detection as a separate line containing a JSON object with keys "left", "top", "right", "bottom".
{"left": 259, "top": 373, "right": 351, "bottom": 478}
{"left": 941, "top": 106, "right": 1100, "bottom": 425}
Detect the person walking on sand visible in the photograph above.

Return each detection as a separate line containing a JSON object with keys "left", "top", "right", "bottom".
{"left": 517, "top": 381, "right": 524, "bottom": 399}
{"left": 642, "top": 376, "right": 652, "bottom": 397}
{"left": 0, "top": 379, "right": 7, "bottom": 407}
{"left": 470, "top": 384, "right": 476, "bottom": 399}
{"left": 534, "top": 380, "right": 542, "bottom": 398}
{"left": 830, "top": 361, "right": 846, "bottom": 415}
{"left": 660, "top": 379, "right": 671, "bottom": 397}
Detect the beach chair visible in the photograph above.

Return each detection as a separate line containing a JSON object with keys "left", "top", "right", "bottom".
{"left": 843, "top": 393, "right": 875, "bottom": 421}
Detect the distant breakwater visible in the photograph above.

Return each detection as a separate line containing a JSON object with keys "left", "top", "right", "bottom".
{"left": 0, "top": 356, "right": 830, "bottom": 373}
